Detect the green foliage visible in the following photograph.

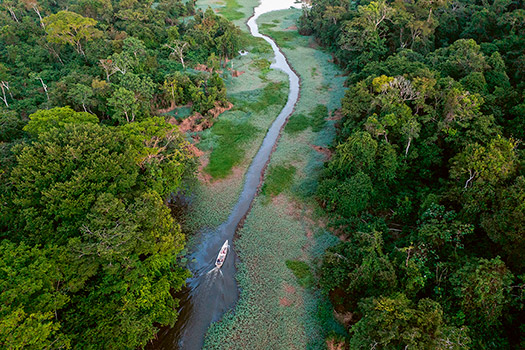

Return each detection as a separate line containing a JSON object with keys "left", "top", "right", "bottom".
{"left": 302, "top": 0, "right": 525, "bottom": 347}
{"left": 450, "top": 257, "right": 514, "bottom": 326}
{"left": 0, "top": 1, "right": 237, "bottom": 122}
{"left": 0, "top": 110, "right": 25, "bottom": 142}
{"left": 350, "top": 294, "right": 471, "bottom": 349}
{"left": 0, "top": 1, "right": 249, "bottom": 348}
{"left": 251, "top": 58, "right": 271, "bottom": 72}
{"left": 23, "top": 106, "right": 98, "bottom": 136}
{"left": 285, "top": 260, "right": 314, "bottom": 288}
{"left": 283, "top": 105, "right": 327, "bottom": 134}
{"left": 163, "top": 72, "right": 228, "bottom": 115}
{"left": 262, "top": 164, "right": 296, "bottom": 197}
{"left": 0, "top": 109, "right": 193, "bottom": 348}
{"left": 0, "top": 242, "right": 71, "bottom": 349}
{"left": 309, "top": 104, "right": 327, "bottom": 132}
{"left": 43, "top": 10, "right": 102, "bottom": 55}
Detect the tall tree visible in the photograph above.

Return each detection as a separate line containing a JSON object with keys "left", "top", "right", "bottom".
{"left": 43, "top": 11, "right": 102, "bottom": 56}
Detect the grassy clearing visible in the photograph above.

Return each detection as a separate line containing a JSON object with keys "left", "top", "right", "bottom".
{"left": 218, "top": 0, "right": 244, "bottom": 20}
{"left": 284, "top": 104, "right": 328, "bottom": 135}
{"left": 204, "top": 119, "right": 258, "bottom": 178}
{"left": 310, "top": 104, "right": 328, "bottom": 132}
{"left": 249, "top": 82, "right": 287, "bottom": 112}
{"left": 197, "top": 0, "right": 259, "bottom": 28}
{"left": 286, "top": 260, "right": 314, "bottom": 288}
{"left": 284, "top": 113, "right": 310, "bottom": 134}
{"left": 259, "top": 23, "right": 301, "bottom": 49}
{"left": 261, "top": 164, "right": 296, "bottom": 197}
{"left": 202, "top": 79, "right": 288, "bottom": 179}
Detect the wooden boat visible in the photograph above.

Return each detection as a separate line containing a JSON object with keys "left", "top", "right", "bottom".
{"left": 215, "top": 240, "right": 229, "bottom": 268}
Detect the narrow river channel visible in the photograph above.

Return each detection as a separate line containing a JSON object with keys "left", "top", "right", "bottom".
{"left": 150, "top": 1, "right": 301, "bottom": 349}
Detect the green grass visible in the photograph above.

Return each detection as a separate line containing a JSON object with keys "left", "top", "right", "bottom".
{"left": 250, "top": 58, "right": 271, "bottom": 72}
{"left": 310, "top": 104, "right": 328, "bottom": 132}
{"left": 249, "top": 82, "right": 287, "bottom": 112}
{"left": 248, "top": 36, "right": 274, "bottom": 54}
{"left": 259, "top": 27, "right": 301, "bottom": 49}
{"left": 162, "top": 106, "right": 192, "bottom": 120}
{"left": 218, "top": 0, "right": 244, "bottom": 20}
{"left": 261, "top": 164, "right": 296, "bottom": 197}
{"left": 284, "top": 113, "right": 309, "bottom": 134}
{"left": 205, "top": 119, "right": 258, "bottom": 178}
{"left": 285, "top": 260, "right": 314, "bottom": 288}
{"left": 283, "top": 105, "right": 327, "bottom": 135}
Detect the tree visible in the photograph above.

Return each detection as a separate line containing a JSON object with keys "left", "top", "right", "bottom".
{"left": 68, "top": 84, "right": 94, "bottom": 112}
{"left": 28, "top": 72, "right": 50, "bottom": 102}
{"left": 0, "top": 241, "right": 71, "bottom": 349}
{"left": 98, "top": 58, "right": 119, "bottom": 82}
{"left": 21, "top": 0, "right": 45, "bottom": 29}
{"left": 43, "top": 11, "right": 102, "bottom": 56}
{"left": 2, "top": 1, "right": 20, "bottom": 23}
{"left": 0, "top": 81, "right": 11, "bottom": 107}
{"left": 0, "top": 110, "right": 25, "bottom": 143}
{"left": 481, "top": 176, "right": 525, "bottom": 270}
{"left": 164, "top": 39, "right": 188, "bottom": 69}
{"left": 430, "top": 39, "right": 488, "bottom": 79}
{"left": 9, "top": 123, "right": 138, "bottom": 245}
{"left": 450, "top": 136, "right": 517, "bottom": 189}
{"left": 349, "top": 294, "right": 471, "bottom": 349}
{"left": 23, "top": 106, "right": 98, "bottom": 136}
{"left": 321, "top": 231, "right": 397, "bottom": 306}
{"left": 450, "top": 257, "right": 514, "bottom": 326}
{"left": 107, "top": 87, "right": 139, "bottom": 123}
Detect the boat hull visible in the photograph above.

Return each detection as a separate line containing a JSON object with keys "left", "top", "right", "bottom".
{"left": 215, "top": 240, "right": 229, "bottom": 268}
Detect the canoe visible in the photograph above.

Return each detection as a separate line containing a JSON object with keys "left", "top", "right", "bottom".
{"left": 215, "top": 240, "right": 229, "bottom": 268}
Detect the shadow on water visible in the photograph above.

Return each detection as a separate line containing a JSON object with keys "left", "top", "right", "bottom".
{"left": 149, "top": 1, "right": 302, "bottom": 349}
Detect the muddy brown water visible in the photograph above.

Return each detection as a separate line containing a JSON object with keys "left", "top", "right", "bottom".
{"left": 149, "top": 1, "right": 301, "bottom": 349}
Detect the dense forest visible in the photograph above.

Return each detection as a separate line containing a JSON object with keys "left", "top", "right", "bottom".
{"left": 2, "top": 0, "right": 525, "bottom": 348}
{"left": 0, "top": 0, "right": 243, "bottom": 348}
{"left": 299, "top": 0, "right": 525, "bottom": 348}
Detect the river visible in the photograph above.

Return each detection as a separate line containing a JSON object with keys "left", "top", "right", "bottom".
{"left": 150, "top": 1, "right": 302, "bottom": 349}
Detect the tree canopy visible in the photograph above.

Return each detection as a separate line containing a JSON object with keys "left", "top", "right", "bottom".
{"left": 0, "top": 0, "right": 245, "bottom": 346}
{"left": 300, "top": 0, "right": 525, "bottom": 348}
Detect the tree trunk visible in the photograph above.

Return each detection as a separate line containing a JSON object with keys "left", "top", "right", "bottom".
{"left": 38, "top": 78, "right": 50, "bottom": 101}
{"left": 34, "top": 7, "right": 45, "bottom": 29}
{"left": 0, "top": 83, "right": 9, "bottom": 107}
{"left": 464, "top": 169, "right": 477, "bottom": 189}
{"left": 8, "top": 8, "right": 19, "bottom": 23}
{"left": 405, "top": 137, "right": 412, "bottom": 156}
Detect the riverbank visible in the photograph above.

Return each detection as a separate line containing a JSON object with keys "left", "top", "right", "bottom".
{"left": 194, "top": 3, "right": 347, "bottom": 349}
{"left": 183, "top": 26, "right": 289, "bottom": 232}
